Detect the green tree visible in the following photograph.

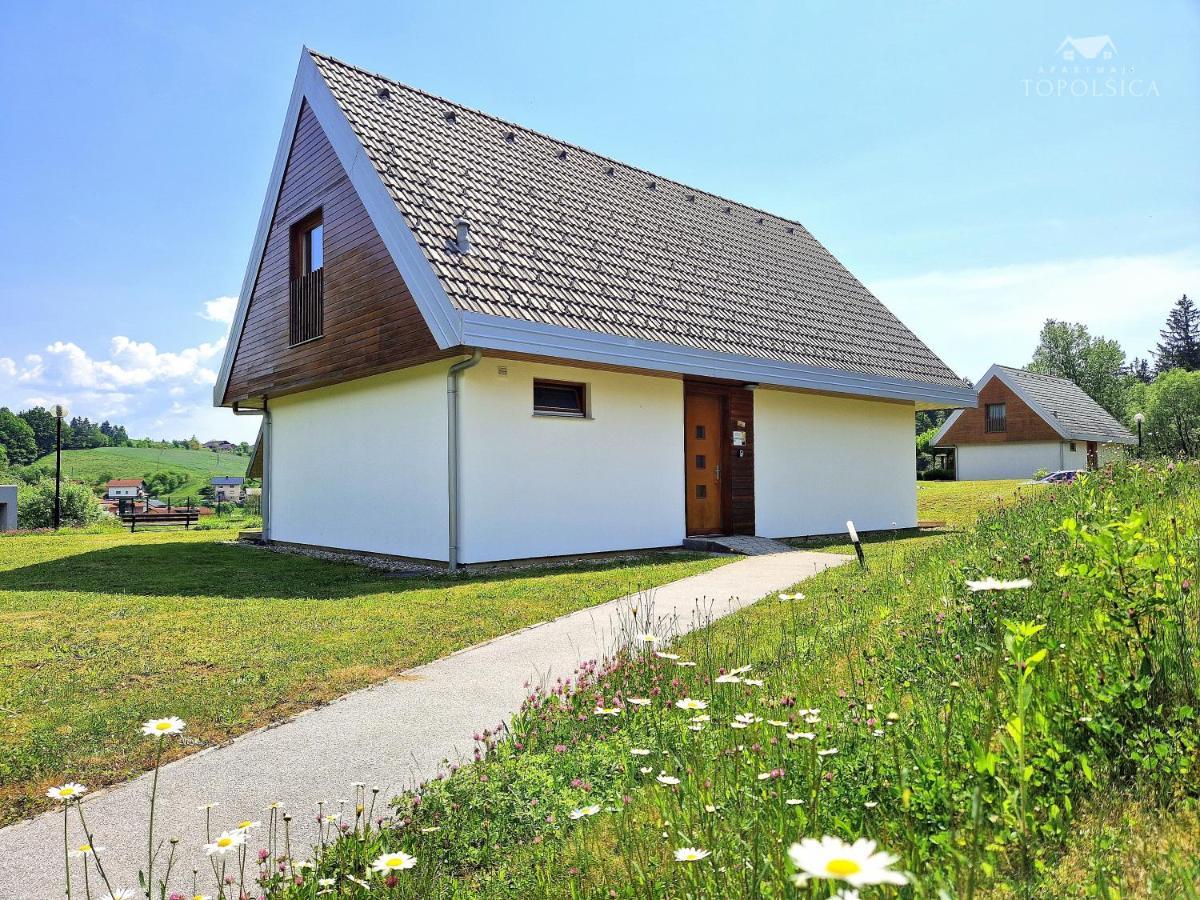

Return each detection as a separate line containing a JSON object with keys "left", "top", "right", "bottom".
{"left": 0, "top": 407, "right": 39, "bottom": 466}
{"left": 1144, "top": 368, "right": 1200, "bottom": 457}
{"left": 0, "top": 444, "right": 8, "bottom": 470}
{"left": 1154, "top": 294, "right": 1200, "bottom": 372}
{"left": 1027, "top": 319, "right": 1130, "bottom": 418}
{"left": 17, "top": 406, "right": 58, "bottom": 457}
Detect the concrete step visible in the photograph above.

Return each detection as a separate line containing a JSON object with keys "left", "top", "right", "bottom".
{"left": 683, "top": 534, "right": 796, "bottom": 555}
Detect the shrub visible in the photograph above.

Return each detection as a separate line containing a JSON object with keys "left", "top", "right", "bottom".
{"left": 919, "top": 466, "right": 954, "bottom": 480}
{"left": 16, "top": 478, "right": 107, "bottom": 529}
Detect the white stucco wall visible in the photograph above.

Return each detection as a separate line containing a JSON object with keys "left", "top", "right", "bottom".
{"left": 955, "top": 441, "right": 1072, "bottom": 481}
{"left": 754, "top": 388, "right": 916, "bottom": 537}
{"left": 269, "top": 362, "right": 449, "bottom": 560}
{"left": 457, "top": 358, "right": 684, "bottom": 563}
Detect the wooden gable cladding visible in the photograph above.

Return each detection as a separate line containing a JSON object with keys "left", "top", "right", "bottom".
{"left": 684, "top": 381, "right": 755, "bottom": 535}
{"left": 223, "top": 101, "right": 452, "bottom": 404}
{"left": 940, "top": 377, "right": 1060, "bottom": 444}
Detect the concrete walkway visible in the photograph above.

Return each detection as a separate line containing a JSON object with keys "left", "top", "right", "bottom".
{"left": 0, "top": 550, "right": 847, "bottom": 899}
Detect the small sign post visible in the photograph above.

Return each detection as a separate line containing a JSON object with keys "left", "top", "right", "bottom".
{"left": 847, "top": 520, "right": 868, "bottom": 571}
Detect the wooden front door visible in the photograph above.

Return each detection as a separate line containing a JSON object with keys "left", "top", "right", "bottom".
{"left": 685, "top": 392, "right": 724, "bottom": 535}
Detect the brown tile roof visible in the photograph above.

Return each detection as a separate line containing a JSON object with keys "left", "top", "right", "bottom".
{"left": 106, "top": 479, "right": 143, "bottom": 488}
{"left": 309, "top": 51, "right": 966, "bottom": 389}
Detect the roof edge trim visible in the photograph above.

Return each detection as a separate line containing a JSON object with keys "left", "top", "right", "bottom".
{"left": 461, "top": 311, "right": 977, "bottom": 406}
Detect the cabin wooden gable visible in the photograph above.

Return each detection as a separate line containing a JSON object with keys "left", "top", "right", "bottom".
{"left": 940, "top": 377, "right": 1060, "bottom": 444}
{"left": 223, "top": 101, "right": 451, "bottom": 405}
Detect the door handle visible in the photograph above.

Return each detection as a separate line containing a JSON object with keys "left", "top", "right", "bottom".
{"left": 715, "top": 464, "right": 721, "bottom": 481}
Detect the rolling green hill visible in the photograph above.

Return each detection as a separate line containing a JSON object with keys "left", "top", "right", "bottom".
{"left": 30, "top": 447, "right": 249, "bottom": 502}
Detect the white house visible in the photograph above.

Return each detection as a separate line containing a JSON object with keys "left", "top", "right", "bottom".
{"left": 932, "top": 364, "right": 1136, "bottom": 481}
{"left": 106, "top": 478, "right": 144, "bottom": 500}
{"left": 213, "top": 49, "right": 975, "bottom": 568}
{"left": 211, "top": 476, "right": 245, "bottom": 502}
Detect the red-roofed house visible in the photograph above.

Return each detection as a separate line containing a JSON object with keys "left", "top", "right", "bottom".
{"left": 106, "top": 479, "right": 145, "bottom": 500}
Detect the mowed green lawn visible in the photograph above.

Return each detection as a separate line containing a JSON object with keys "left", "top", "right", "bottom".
{"left": 0, "top": 529, "right": 729, "bottom": 825}
{"left": 30, "top": 446, "right": 249, "bottom": 500}
{"left": 917, "top": 477, "right": 1041, "bottom": 527}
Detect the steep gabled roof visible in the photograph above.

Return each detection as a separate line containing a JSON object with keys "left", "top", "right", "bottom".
{"left": 215, "top": 50, "right": 975, "bottom": 408}
{"left": 932, "top": 364, "right": 1136, "bottom": 446}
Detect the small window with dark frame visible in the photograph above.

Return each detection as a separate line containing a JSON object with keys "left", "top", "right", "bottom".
{"left": 985, "top": 402, "right": 1007, "bottom": 433}
{"left": 533, "top": 379, "right": 587, "bottom": 417}
{"left": 289, "top": 209, "right": 324, "bottom": 346}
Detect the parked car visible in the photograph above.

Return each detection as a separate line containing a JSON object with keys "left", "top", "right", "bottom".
{"left": 1034, "top": 470, "right": 1083, "bottom": 484}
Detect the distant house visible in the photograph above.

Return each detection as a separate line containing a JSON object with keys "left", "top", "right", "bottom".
{"left": 932, "top": 365, "right": 1135, "bottom": 480}
{"left": 204, "top": 440, "right": 238, "bottom": 452}
{"left": 106, "top": 478, "right": 144, "bottom": 499}
{"left": 211, "top": 476, "right": 246, "bottom": 502}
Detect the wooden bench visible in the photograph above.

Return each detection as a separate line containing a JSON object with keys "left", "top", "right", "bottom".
{"left": 125, "top": 511, "right": 198, "bottom": 532}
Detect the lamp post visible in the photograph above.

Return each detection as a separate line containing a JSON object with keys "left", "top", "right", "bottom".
{"left": 53, "top": 403, "right": 69, "bottom": 530}
{"left": 1133, "top": 412, "right": 1145, "bottom": 458}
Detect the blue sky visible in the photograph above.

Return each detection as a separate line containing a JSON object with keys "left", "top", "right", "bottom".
{"left": 1, "top": 1, "right": 1197, "bottom": 441}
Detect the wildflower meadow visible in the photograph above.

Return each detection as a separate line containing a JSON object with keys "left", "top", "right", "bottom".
{"left": 44, "top": 461, "right": 1200, "bottom": 898}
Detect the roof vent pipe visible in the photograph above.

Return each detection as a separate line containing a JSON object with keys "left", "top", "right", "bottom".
{"left": 455, "top": 217, "right": 471, "bottom": 254}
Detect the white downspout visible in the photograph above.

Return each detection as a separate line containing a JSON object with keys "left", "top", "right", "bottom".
{"left": 232, "top": 400, "right": 272, "bottom": 543}
{"left": 447, "top": 350, "right": 482, "bottom": 572}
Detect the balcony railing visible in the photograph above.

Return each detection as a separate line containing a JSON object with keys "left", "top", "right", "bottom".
{"left": 289, "top": 267, "right": 324, "bottom": 346}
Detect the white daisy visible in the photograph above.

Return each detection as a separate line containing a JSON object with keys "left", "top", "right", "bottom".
{"left": 568, "top": 805, "right": 601, "bottom": 819}
{"left": 786, "top": 798, "right": 804, "bottom": 805}
{"left": 630, "top": 748, "right": 651, "bottom": 756}
{"left": 370, "top": 850, "right": 417, "bottom": 872}
{"left": 818, "top": 748, "right": 839, "bottom": 757}
{"left": 965, "top": 576, "right": 1033, "bottom": 592}
{"left": 691, "top": 714, "right": 711, "bottom": 723}
{"left": 744, "top": 679, "right": 765, "bottom": 687}
{"left": 655, "top": 651, "right": 681, "bottom": 660}
{"left": 675, "top": 698, "right": 707, "bottom": 711}
{"left": 626, "top": 697, "right": 652, "bottom": 706}
{"left": 46, "top": 783, "right": 86, "bottom": 802}
{"left": 639, "top": 766, "right": 654, "bottom": 774}
{"left": 594, "top": 706, "right": 622, "bottom": 716}
{"left": 714, "top": 674, "right": 742, "bottom": 684}
{"left": 203, "top": 831, "right": 246, "bottom": 855}
{"left": 787, "top": 732, "right": 817, "bottom": 741}
{"left": 688, "top": 724, "right": 705, "bottom": 731}
{"left": 787, "top": 836, "right": 908, "bottom": 886}
{"left": 676, "top": 660, "right": 697, "bottom": 667}
{"left": 73, "top": 843, "right": 104, "bottom": 858}
{"left": 637, "top": 633, "right": 660, "bottom": 644}
{"left": 673, "top": 847, "right": 712, "bottom": 862}
{"left": 99, "top": 891, "right": 138, "bottom": 900}
{"left": 656, "top": 773, "right": 681, "bottom": 785}
{"left": 141, "top": 717, "right": 185, "bottom": 737}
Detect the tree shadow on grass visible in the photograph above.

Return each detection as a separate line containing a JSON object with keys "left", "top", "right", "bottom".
{"left": 0, "top": 538, "right": 712, "bottom": 601}
{"left": 786, "top": 527, "right": 955, "bottom": 553}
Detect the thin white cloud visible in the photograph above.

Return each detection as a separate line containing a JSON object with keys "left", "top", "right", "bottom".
{"left": 200, "top": 295, "right": 238, "bottom": 325}
{"left": 871, "top": 250, "right": 1200, "bottom": 381}
{"left": 0, "top": 296, "right": 256, "bottom": 441}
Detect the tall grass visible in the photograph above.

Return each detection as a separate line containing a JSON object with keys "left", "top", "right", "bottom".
{"left": 52, "top": 462, "right": 1200, "bottom": 898}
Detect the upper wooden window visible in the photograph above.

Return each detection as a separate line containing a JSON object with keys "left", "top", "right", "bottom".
{"left": 289, "top": 209, "right": 324, "bottom": 346}
{"left": 985, "top": 402, "right": 1007, "bottom": 433}
{"left": 533, "top": 379, "right": 587, "bottom": 417}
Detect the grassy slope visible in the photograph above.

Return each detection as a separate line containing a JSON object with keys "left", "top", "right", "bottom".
{"left": 0, "top": 528, "right": 730, "bottom": 826}
{"left": 30, "top": 446, "right": 249, "bottom": 500}
{"left": 277, "top": 468, "right": 1197, "bottom": 898}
